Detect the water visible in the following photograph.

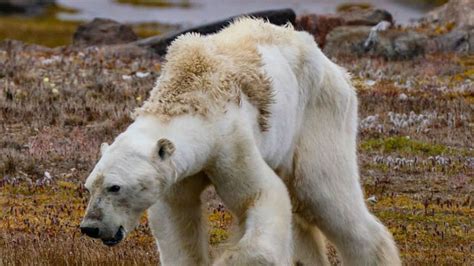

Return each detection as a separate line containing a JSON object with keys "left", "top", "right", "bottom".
{"left": 57, "top": 0, "right": 427, "bottom": 27}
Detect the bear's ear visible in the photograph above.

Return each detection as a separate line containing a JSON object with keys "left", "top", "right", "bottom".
{"left": 156, "top": 138, "right": 175, "bottom": 161}
{"left": 100, "top": 142, "right": 109, "bottom": 156}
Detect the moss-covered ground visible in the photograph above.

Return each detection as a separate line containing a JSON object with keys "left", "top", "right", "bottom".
{"left": 0, "top": 31, "right": 472, "bottom": 264}
{"left": 0, "top": 4, "right": 175, "bottom": 47}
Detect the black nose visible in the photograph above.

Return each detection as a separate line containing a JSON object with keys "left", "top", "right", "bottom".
{"left": 81, "top": 227, "right": 100, "bottom": 238}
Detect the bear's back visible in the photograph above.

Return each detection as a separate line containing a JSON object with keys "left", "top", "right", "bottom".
{"left": 135, "top": 19, "right": 302, "bottom": 131}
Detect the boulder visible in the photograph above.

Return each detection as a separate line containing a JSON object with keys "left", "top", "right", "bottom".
{"left": 423, "top": 0, "right": 474, "bottom": 27}
{"left": 323, "top": 26, "right": 372, "bottom": 56}
{"left": 73, "top": 18, "right": 138, "bottom": 47}
{"left": 0, "top": 0, "right": 54, "bottom": 15}
{"left": 339, "top": 8, "right": 393, "bottom": 26}
{"left": 323, "top": 26, "right": 428, "bottom": 59}
{"left": 295, "top": 14, "right": 344, "bottom": 48}
{"left": 432, "top": 26, "right": 474, "bottom": 54}
{"left": 296, "top": 8, "right": 393, "bottom": 47}
{"left": 391, "top": 31, "right": 428, "bottom": 59}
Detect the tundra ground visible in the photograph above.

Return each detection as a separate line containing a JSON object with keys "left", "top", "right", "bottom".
{"left": 0, "top": 43, "right": 472, "bottom": 265}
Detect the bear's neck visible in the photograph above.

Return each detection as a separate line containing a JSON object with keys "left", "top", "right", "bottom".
{"left": 130, "top": 115, "right": 215, "bottom": 179}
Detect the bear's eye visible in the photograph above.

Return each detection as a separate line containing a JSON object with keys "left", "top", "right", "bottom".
{"left": 108, "top": 185, "right": 121, "bottom": 193}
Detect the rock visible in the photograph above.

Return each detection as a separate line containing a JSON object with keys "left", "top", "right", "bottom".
{"left": 73, "top": 18, "right": 138, "bottom": 47}
{"left": 398, "top": 93, "right": 408, "bottom": 101}
{"left": 295, "top": 14, "right": 344, "bottom": 47}
{"left": 296, "top": 8, "right": 393, "bottom": 47}
{"left": 423, "top": 0, "right": 474, "bottom": 27}
{"left": 324, "top": 26, "right": 428, "bottom": 60}
{"left": 418, "top": 0, "right": 474, "bottom": 55}
{"left": 391, "top": 31, "right": 428, "bottom": 59}
{"left": 432, "top": 26, "right": 474, "bottom": 54}
{"left": 323, "top": 26, "right": 372, "bottom": 56}
{"left": 363, "top": 21, "right": 392, "bottom": 51}
{"left": 366, "top": 195, "right": 377, "bottom": 204}
{"left": 0, "top": 0, "right": 54, "bottom": 15}
{"left": 339, "top": 8, "right": 393, "bottom": 26}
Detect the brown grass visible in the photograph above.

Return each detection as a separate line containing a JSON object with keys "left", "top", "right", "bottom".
{"left": 0, "top": 39, "right": 472, "bottom": 264}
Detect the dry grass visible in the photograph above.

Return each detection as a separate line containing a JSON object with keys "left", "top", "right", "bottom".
{"left": 0, "top": 39, "right": 472, "bottom": 265}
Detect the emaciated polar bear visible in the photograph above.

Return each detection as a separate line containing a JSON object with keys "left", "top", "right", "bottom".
{"left": 80, "top": 18, "right": 400, "bottom": 265}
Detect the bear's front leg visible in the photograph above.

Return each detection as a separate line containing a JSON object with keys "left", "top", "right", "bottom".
{"left": 207, "top": 139, "right": 293, "bottom": 265}
{"left": 148, "top": 173, "right": 210, "bottom": 266}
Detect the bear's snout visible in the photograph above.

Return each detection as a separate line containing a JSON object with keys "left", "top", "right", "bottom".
{"left": 80, "top": 219, "right": 125, "bottom": 246}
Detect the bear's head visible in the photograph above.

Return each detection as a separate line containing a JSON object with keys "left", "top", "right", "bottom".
{"left": 80, "top": 135, "right": 176, "bottom": 246}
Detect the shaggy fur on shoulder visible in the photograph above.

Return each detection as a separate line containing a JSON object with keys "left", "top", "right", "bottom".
{"left": 135, "top": 18, "right": 301, "bottom": 131}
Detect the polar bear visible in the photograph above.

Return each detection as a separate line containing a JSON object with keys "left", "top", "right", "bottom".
{"left": 80, "top": 18, "right": 400, "bottom": 265}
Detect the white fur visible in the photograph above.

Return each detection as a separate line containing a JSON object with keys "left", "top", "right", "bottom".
{"left": 81, "top": 19, "right": 400, "bottom": 266}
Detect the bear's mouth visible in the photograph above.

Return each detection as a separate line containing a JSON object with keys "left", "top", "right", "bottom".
{"left": 102, "top": 226, "right": 124, "bottom": 246}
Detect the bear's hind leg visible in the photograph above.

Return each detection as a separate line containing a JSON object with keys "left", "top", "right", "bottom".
{"left": 291, "top": 104, "right": 400, "bottom": 265}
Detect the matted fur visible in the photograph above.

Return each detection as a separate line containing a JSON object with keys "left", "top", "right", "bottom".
{"left": 135, "top": 18, "right": 299, "bottom": 131}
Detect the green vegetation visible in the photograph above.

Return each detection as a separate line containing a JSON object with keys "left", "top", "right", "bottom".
{"left": 208, "top": 210, "right": 232, "bottom": 245}
{"left": 360, "top": 136, "right": 469, "bottom": 156}
{"left": 337, "top": 1, "right": 448, "bottom": 14}
{"left": 0, "top": 4, "right": 164, "bottom": 47}
{"left": 0, "top": 4, "right": 80, "bottom": 47}
{"left": 397, "top": 0, "right": 449, "bottom": 8}
{"left": 336, "top": 3, "right": 373, "bottom": 12}
{"left": 370, "top": 195, "right": 472, "bottom": 265}
{"left": 115, "top": 0, "right": 192, "bottom": 8}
